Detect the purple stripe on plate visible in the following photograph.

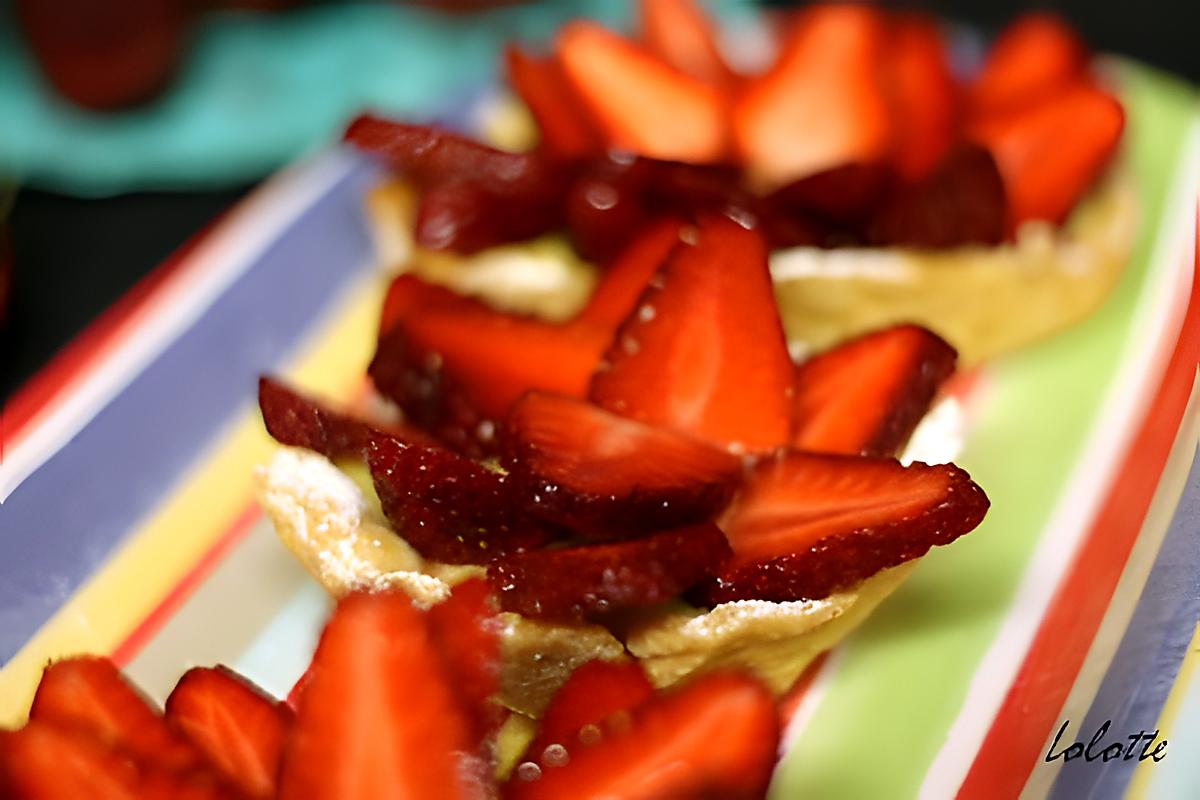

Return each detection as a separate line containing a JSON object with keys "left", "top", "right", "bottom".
{"left": 0, "top": 155, "right": 380, "bottom": 665}
{"left": 1047, "top": 444, "right": 1200, "bottom": 800}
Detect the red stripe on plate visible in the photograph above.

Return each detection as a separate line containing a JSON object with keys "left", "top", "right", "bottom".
{"left": 956, "top": 227, "right": 1200, "bottom": 799}
{"left": 109, "top": 499, "right": 260, "bottom": 667}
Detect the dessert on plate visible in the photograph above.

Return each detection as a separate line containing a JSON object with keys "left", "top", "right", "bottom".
{"left": 258, "top": 0, "right": 1127, "bottom": 724}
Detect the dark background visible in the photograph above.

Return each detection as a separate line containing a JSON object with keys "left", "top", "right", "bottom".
{"left": 2, "top": 0, "right": 1197, "bottom": 402}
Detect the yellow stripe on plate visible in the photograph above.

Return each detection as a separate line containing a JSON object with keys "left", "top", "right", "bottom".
{"left": 0, "top": 272, "right": 384, "bottom": 726}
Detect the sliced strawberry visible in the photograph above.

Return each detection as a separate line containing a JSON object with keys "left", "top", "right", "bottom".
{"left": 764, "top": 161, "right": 891, "bottom": 234}
{"left": 556, "top": 21, "right": 727, "bottom": 163}
{"left": 503, "top": 392, "right": 743, "bottom": 537}
{"left": 589, "top": 214, "right": 793, "bottom": 454}
{"left": 519, "top": 659, "right": 654, "bottom": 771}
{"left": 969, "top": 82, "right": 1123, "bottom": 225}
{"left": 505, "top": 672, "right": 778, "bottom": 799}
{"left": 639, "top": 0, "right": 735, "bottom": 87}
{"left": 505, "top": 45, "right": 602, "bottom": 159}
{"left": 566, "top": 157, "right": 748, "bottom": 262}
{"left": 29, "top": 656, "right": 201, "bottom": 772}
{"left": 259, "top": 376, "right": 436, "bottom": 459}
{"left": 164, "top": 666, "right": 292, "bottom": 799}
{"left": 278, "top": 591, "right": 481, "bottom": 799}
{"left": 883, "top": 15, "right": 959, "bottom": 182}
{"left": 704, "top": 452, "right": 989, "bottom": 603}
{"left": 414, "top": 179, "right": 562, "bottom": 254}
{"left": 868, "top": 143, "right": 1007, "bottom": 248}
{"left": 734, "top": 3, "right": 891, "bottom": 187}
{"left": 426, "top": 578, "right": 503, "bottom": 744}
{"left": 367, "top": 436, "right": 555, "bottom": 563}
{"left": 379, "top": 273, "right": 473, "bottom": 338}
{"left": 969, "top": 12, "right": 1088, "bottom": 113}
{"left": 488, "top": 522, "right": 731, "bottom": 621}
{"left": 791, "top": 324, "right": 957, "bottom": 457}
{"left": 344, "top": 116, "right": 559, "bottom": 196}
{"left": 0, "top": 722, "right": 231, "bottom": 800}
{"left": 370, "top": 300, "right": 610, "bottom": 456}
{"left": 574, "top": 217, "right": 684, "bottom": 326}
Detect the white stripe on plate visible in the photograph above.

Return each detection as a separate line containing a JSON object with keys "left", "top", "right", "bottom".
{"left": 0, "top": 150, "right": 358, "bottom": 503}
{"left": 918, "top": 122, "right": 1200, "bottom": 800}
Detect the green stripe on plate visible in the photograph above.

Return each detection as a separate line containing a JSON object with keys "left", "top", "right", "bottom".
{"left": 770, "top": 61, "right": 1199, "bottom": 799}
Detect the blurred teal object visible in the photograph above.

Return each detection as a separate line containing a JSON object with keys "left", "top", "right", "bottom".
{"left": 0, "top": 0, "right": 755, "bottom": 196}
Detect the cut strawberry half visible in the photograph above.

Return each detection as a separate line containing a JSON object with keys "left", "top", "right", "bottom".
{"left": 734, "top": 3, "right": 891, "bottom": 187}
{"left": 367, "top": 436, "right": 555, "bottom": 563}
{"left": 344, "top": 116, "right": 559, "bottom": 197}
{"left": 519, "top": 659, "right": 654, "bottom": 771}
{"left": 704, "top": 452, "right": 989, "bottom": 603}
{"left": 574, "top": 217, "right": 684, "bottom": 327}
{"left": 504, "top": 671, "right": 778, "bottom": 799}
{"left": 29, "top": 656, "right": 201, "bottom": 772}
{"left": 566, "top": 157, "right": 749, "bottom": 263}
{"left": 969, "top": 12, "right": 1088, "bottom": 113}
{"left": 503, "top": 392, "right": 743, "bottom": 537}
{"left": 791, "top": 324, "right": 957, "bottom": 457}
{"left": 883, "top": 15, "right": 959, "bottom": 182}
{"left": 259, "top": 376, "right": 436, "bottom": 459}
{"left": 277, "top": 591, "right": 481, "bottom": 799}
{"left": 0, "top": 722, "right": 231, "bottom": 800}
{"left": 370, "top": 299, "right": 610, "bottom": 456}
{"left": 764, "top": 160, "right": 891, "bottom": 233}
{"left": 589, "top": 214, "right": 794, "bottom": 454}
{"left": 379, "top": 273, "right": 473, "bottom": 338}
{"left": 969, "top": 82, "right": 1123, "bottom": 226}
{"left": 165, "top": 666, "right": 292, "bottom": 799}
{"left": 414, "top": 178, "right": 563, "bottom": 255}
{"left": 868, "top": 143, "right": 1007, "bottom": 248}
{"left": 638, "top": 0, "right": 735, "bottom": 87}
{"left": 488, "top": 522, "right": 731, "bottom": 621}
{"left": 505, "top": 45, "right": 602, "bottom": 159}
{"left": 426, "top": 578, "right": 504, "bottom": 744}
{"left": 556, "top": 21, "right": 727, "bottom": 163}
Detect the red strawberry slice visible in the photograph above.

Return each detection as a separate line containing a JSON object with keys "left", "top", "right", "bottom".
{"left": 344, "top": 116, "right": 559, "bottom": 196}
{"left": 734, "top": 3, "right": 891, "bottom": 187}
{"left": 575, "top": 217, "right": 684, "bottom": 325}
{"left": 278, "top": 591, "right": 481, "bottom": 799}
{"left": 258, "top": 376, "right": 436, "bottom": 459}
{"left": 589, "top": 214, "right": 794, "bottom": 454}
{"left": 703, "top": 452, "right": 989, "bottom": 604}
{"left": 519, "top": 659, "right": 654, "bottom": 771}
{"left": 969, "top": 12, "right": 1088, "bottom": 113}
{"left": 791, "top": 324, "right": 957, "bottom": 457}
{"left": 29, "top": 656, "right": 201, "bottom": 772}
{"left": 868, "top": 143, "right": 1007, "bottom": 248}
{"left": 164, "top": 667, "right": 292, "bottom": 799}
{"left": 0, "top": 722, "right": 231, "bottom": 800}
{"left": 414, "top": 179, "right": 563, "bottom": 255}
{"left": 764, "top": 161, "right": 891, "bottom": 234}
{"left": 488, "top": 522, "right": 731, "bottom": 621}
{"left": 426, "top": 579, "right": 504, "bottom": 744}
{"left": 370, "top": 300, "right": 610, "bottom": 456}
{"left": 367, "top": 436, "right": 555, "bottom": 563}
{"left": 565, "top": 157, "right": 748, "bottom": 263}
{"left": 883, "top": 15, "right": 959, "bottom": 182}
{"left": 504, "top": 672, "right": 778, "bottom": 799}
{"left": 505, "top": 45, "right": 602, "bottom": 159}
{"left": 969, "top": 82, "right": 1123, "bottom": 226}
{"left": 379, "top": 273, "right": 473, "bottom": 337}
{"left": 556, "top": 21, "right": 727, "bottom": 163}
{"left": 638, "top": 0, "right": 735, "bottom": 87}
{"left": 503, "top": 392, "right": 743, "bottom": 537}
